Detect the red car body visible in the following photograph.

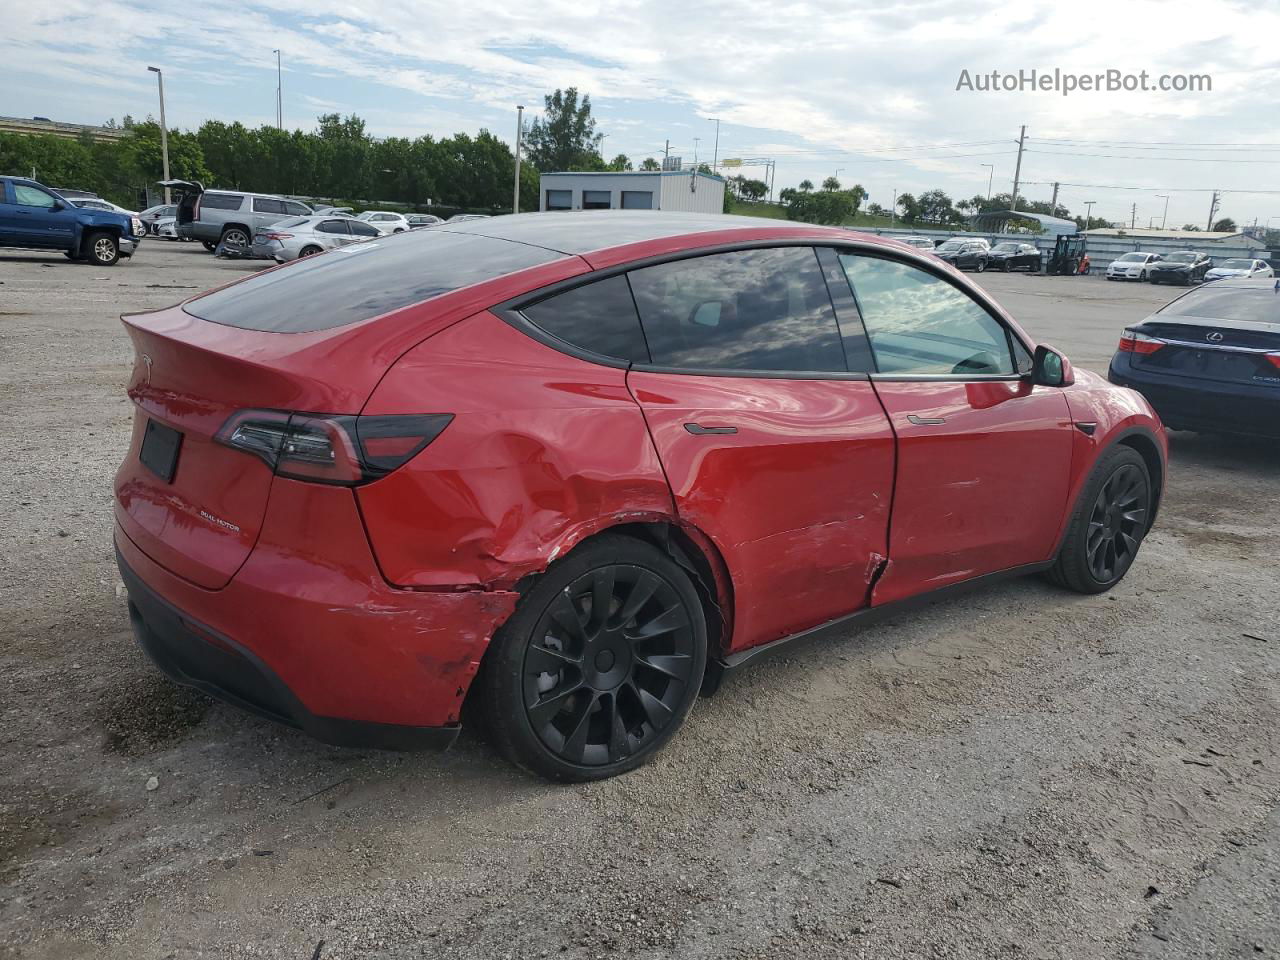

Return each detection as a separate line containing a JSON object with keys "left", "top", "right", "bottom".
{"left": 114, "top": 213, "right": 1166, "bottom": 760}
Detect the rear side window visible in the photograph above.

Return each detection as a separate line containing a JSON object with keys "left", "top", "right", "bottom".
{"left": 200, "top": 193, "right": 244, "bottom": 210}
{"left": 628, "top": 247, "right": 847, "bottom": 373}
{"left": 521, "top": 275, "right": 650, "bottom": 362}
{"left": 185, "top": 231, "right": 565, "bottom": 333}
{"left": 253, "top": 197, "right": 287, "bottom": 214}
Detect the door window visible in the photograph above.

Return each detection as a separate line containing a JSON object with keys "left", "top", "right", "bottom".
{"left": 839, "top": 254, "right": 1017, "bottom": 376}
{"left": 13, "top": 184, "right": 58, "bottom": 209}
{"left": 252, "top": 197, "right": 287, "bottom": 214}
{"left": 284, "top": 201, "right": 311, "bottom": 216}
{"left": 628, "top": 247, "right": 848, "bottom": 373}
{"left": 316, "top": 219, "right": 349, "bottom": 234}
{"left": 521, "top": 275, "right": 650, "bottom": 362}
{"left": 348, "top": 221, "right": 379, "bottom": 237}
{"left": 200, "top": 193, "right": 244, "bottom": 210}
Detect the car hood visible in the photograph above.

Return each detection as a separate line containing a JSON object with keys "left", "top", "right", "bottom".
{"left": 1152, "top": 262, "right": 1191, "bottom": 270}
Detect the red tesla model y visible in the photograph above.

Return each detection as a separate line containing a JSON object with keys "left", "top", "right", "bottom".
{"left": 114, "top": 213, "right": 1166, "bottom": 780}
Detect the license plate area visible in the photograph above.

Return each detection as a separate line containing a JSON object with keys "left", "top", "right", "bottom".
{"left": 140, "top": 419, "right": 183, "bottom": 483}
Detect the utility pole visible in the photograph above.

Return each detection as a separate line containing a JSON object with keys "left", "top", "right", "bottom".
{"left": 1206, "top": 190, "right": 1220, "bottom": 230}
{"left": 1084, "top": 200, "right": 1096, "bottom": 228}
{"left": 711, "top": 118, "right": 720, "bottom": 173}
{"left": 1156, "top": 194, "right": 1169, "bottom": 229}
{"left": 664, "top": 139, "right": 670, "bottom": 163}
{"left": 1130, "top": 202, "right": 1137, "bottom": 229}
{"left": 1010, "top": 124, "right": 1026, "bottom": 211}
{"left": 600, "top": 133, "right": 608, "bottom": 161}
{"left": 147, "top": 67, "right": 170, "bottom": 204}
{"left": 512, "top": 105, "right": 523, "bottom": 214}
{"left": 273, "top": 49, "right": 282, "bottom": 128}
{"left": 693, "top": 137, "right": 701, "bottom": 166}
{"left": 981, "top": 163, "right": 994, "bottom": 200}
{"left": 1050, "top": 181, "right": 1059, "bottom": 214}
{"left": 892, "top": 188, "right": 897, "bottom": 227}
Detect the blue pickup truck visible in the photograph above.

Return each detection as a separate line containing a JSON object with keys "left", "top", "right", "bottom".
{"left": 0, "top": 176, "right": 145, "bottom": 265}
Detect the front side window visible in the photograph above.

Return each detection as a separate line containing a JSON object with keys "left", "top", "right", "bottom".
{"left": 12, "top": 184, "right": 58, "bottom": 209}
{"left": 348, "top": 221, "right": 379, "bottom": 237}
{"left": 315, "top": 219, "right": 348, "bottom": 234}
{"left": 521, "top": 275, "right": 650, "bottom": 362}
{"left": 839, "top": 254, "right": 1016, "bottom": 376}
{"left": 253, "top": 197, "right": 287, "bottom": 214}
{"left": 628, "top": 247, "right": 847, "bottom": 374}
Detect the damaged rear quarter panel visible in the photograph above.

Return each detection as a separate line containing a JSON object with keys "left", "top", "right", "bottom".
{"left": 357, "top": 311, "right": 676, "bottom": 589}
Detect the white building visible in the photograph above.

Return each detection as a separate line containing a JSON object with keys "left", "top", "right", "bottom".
{"left": 538, "top": 170, "right": 726, "bottom": 215}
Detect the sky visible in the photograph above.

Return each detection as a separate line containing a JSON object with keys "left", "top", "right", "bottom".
{"left": 6, "top": 0, "right": 1280, "bottom": 231}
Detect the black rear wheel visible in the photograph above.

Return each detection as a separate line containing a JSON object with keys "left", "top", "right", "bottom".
{"left": 481, "top": 535, "right": 706, "bottom": 781}
{"left": 1048, "top": 446, "right": 1151, "bottom": 593}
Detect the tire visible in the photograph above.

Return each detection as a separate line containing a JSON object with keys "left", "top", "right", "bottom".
{"left": 298, "top": 245, "right": 324, "bottom": 258}
{"left": 84, "top": 231, "right": 120, "bottom": 266}
{"left": 1047, "top": 445, "right": 1152, "bottom": 594}
{"left": 1139, "top": 269, "right": 1148, "bottom": 281}
{"left": 219, "top": 227, "right": 251, "bottom": 255}
{"left": 1002, "top": 260, "right": 1010, "bottom": 272}
{"left": 201, "top": 240, "right": 217, "bottom": 252}
{"left": 480, "top": 534, "right": 707, "bottom": 782}
{"left": 975, "top": 258, "right": 986, "bottom": 273}
{"left": 393, "top": 228, "right": 405, "bottom": 233}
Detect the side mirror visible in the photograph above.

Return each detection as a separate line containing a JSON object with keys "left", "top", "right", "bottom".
{"left": 1032, "top": 344, "right": 1074, "bottom": 387}
{"left": 51, "top": 200, "right": 66, "bottom": 211}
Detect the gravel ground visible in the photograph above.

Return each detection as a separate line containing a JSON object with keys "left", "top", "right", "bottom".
{"left": 1, "top": 244, "right": 1277, "bottom": 959}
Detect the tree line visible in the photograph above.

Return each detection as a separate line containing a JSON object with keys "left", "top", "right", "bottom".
{"left": 0, "top": 88, "right": 675, "bottom": 214}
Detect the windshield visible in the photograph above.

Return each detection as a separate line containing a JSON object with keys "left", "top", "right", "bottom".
{"left": 356, "top": 212, "right": 374, "bottom": 220}
{"left": 992, "top": 243, "right": 1018, "bottom": 252}
{"left": 1118, "top": 253, "right": 1147, "bottom": 262}
{"left": 1220, "top": 259, "right": 1252, "bottom": 269}
{"left": 1160, "top": 285, "right": 1280, "bottom": 324}
{"left": 1165, "top": 253, "right": 1195, "bottom": 263}
{"left": 937, "top": 240, "right": 964, "bottom": 251}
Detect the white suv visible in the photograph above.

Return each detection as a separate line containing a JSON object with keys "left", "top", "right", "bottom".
{"left": 355, "top": 211, "right": 411, "bottom": 235}
{"left": 1106, "top": 251, "right": 1163, "bottom": 281}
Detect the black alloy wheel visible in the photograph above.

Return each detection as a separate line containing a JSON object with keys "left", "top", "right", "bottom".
{"left": 482, "top": 535, "right": 707, "bottom": 781}
{"left": 1085, "top": 463, "right": 1148, "bottom": 583}
{"left": 1048, "top": 445, "right": 1152, "bottom": 594}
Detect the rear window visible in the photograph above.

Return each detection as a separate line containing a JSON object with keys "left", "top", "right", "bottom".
{"left": 1159, "top": 286, "right": 1280, "bottom": 325}
{"left": 200, "top": 193, "right": 244, "bottom": 210}
{"left": 184, "top": 230, "right": 565, "bottom": 333}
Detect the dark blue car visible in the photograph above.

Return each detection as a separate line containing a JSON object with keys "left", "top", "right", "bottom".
{"left": 0, "top": 176, "right": 144, "bottom": 265}
{"left": 1109, "top": 278, "right": 1280, "bottom": 439}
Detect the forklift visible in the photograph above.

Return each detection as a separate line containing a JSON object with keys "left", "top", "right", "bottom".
{"left": 1048, "top": 234, "right": 1090, "bottom": 275}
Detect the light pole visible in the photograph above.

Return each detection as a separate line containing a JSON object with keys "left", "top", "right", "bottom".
{"left": 513, "top": 105, "right": 524, "bottom": 214}
{"left": 1084, "top": 200, "right": 1096, "bottom": 229}
{"left": 1156, "top": 194, "right": 1169, "bottom": 229}
{"left": 711, "top": 118, "right": 721, "bottom": 173}
{"left": 272, "top": 49, "right": 282, "bottom": 128}
{"left": 981, "top": 163, "right": 994, "bottom": 200}
{"left": 147, "top": 67, "right": 170, "bottom": 204}
{"left": 833, "top": 168, "right": 843, "bottom": 188}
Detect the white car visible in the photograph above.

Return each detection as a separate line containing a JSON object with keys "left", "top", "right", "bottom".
{"left": 898, "top": 236, "right": 937, "bottom": 251}
{"left": 71, "top": 197, "right": 137, "bottom": 217}
{"left": 1106, "top": 251, "right": 1163, "bottom": 281}
{"left": 355, "top": 211, "right": 411, "bottom": 234}
{"left": 1204, "top": 258, "right": 1274, "bottom": 281}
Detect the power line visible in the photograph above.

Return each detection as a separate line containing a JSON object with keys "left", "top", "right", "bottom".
{"left": 1021, "top": 179, "right": 1280, "bottom": 196}
{"left": 1026, "top": 148, "right": 1280, "bottom": 164}
{"left": 1029, "top": 136, "right": 1280, "bottom": 149}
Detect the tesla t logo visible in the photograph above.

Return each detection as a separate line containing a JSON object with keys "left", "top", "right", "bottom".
{"left": 140, "top": 353, "right": 153, "bottom": 383}
{"left": 1206, "top": 332, "right": 1225, "bottom": 343}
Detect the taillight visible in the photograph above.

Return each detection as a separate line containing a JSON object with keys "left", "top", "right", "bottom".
{"left": 1266, "top": 353, "right": 1280, "bottom": 370}
{"left": 215, "top": 410, "right": 453, "bottom": 485}
{"left": 1118, "top": 329, "right": 1165, "bottom": 355}
{"left": 265, "top": 232, "right": 293, "bottom": 240}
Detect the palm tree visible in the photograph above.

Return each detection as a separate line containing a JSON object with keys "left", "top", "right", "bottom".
{"left": 822, "top": 176, "right": 841, "bottom": 192}
{"left": 798, "top": 179, "right": 814, "bottom": 192}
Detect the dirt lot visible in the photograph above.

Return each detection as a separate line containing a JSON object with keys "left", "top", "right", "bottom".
{"left": 1, "top": 243, "right": 1277, "bottom": 959}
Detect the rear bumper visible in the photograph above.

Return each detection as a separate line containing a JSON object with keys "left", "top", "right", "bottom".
{"left": 118, "top": 547, "right": 459, "bottom": 750}
{"left": 1109, "top": 355, "right": 1280, "bottom": 438}
{"left": 113, "top": 478, "right": 520, "bottom": 747}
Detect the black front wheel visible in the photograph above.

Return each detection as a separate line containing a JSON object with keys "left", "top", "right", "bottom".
{"left": 481, "top": 535, "right": 707, "bottom": 781}
{"left": 1048, "top": 446, "right": 1152, "bottom": 593}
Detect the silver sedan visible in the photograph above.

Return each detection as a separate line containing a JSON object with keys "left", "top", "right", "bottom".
{"left": 250, "top": 215, "right": 382, "bottom": 262}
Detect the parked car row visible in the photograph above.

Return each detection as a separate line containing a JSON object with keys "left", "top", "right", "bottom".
{"left": 1107, "top": 251, "right": 1273, "bottom": 284}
